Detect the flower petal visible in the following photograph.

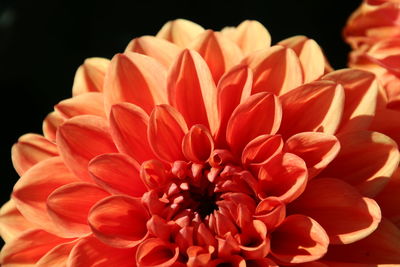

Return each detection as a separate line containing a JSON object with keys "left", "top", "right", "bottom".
{"left": 136, "top": 238, "right": 179, "bottom": 267}
{"left": 103, "top": 52, "right": 167, "bottom": 115}
{"left": 72, "top": 57, "right": 110, "bottom": 96}
{"left": 322, "top": 69, "right": 378, "bottom": 133}
{"left": 88, "top": 195, "right": 149, "bottom": 248}
{"left": 0, "top": 200, "right": 36, "bottom": 243}
{"left": 148, "top": 105, "right": 188, "bottom": 163}
{"left": 55, "top": 92, "right": 106, "bottom": 119}
{"left": 279, "top": 36, "right": 325, "bottom": 83}
{"left": 12, "top": 157, "right": 79, "bottom": 235}
{"left": 42, "top": 111, "right": 65, "bottom": 142}
{"left": 253, "top": 197, "right": 286, "bottom": 230}
{"left": 36, "top": 239, "right": 78, "bottom": 267}
{"left": 156, "top": 19, "right": 204, "bottom": 47}
{"left": 67, "top": 234, "right": 136, "bottom": 267}
{"left": 0, "top": 229, "right": 72, "bottom": 266}
{"left": 11, "top": 133, "right": 58, "bottom": 176}
{"left": 226, "top": 92, "right": 282, "bottom": 156}
{"left": 167, "top": 49, "right": 218, "bottom": 133}
{"left": 290, "top": 178, "right": 381, "bottom": 244}
{"left": 270, "top": 214, "right": 329, "bottom": 264}
{"left": 182, "top": 124, "right": 214, "bottom": 163}
{"left": 46, "top": 182, "right": 110, "bottom": 237}
{"left": 189, "top": 30, "right": 243, "bottom": 83}
{"left": 279, "top": 80, "right": 345, "bottom": 138}
{"left": 89, "top": 153, "right": 146, "bottom": 197}
{"left": 56, "top": 115, "right": 117, "bottom": 182}
{"left": 321, "top": 131, "right": 400, "bottom": 197}
{"left": 370, "top": 106, "right": 400, "bottom": 145}
{"left": 232, "top": 20, "right": 271, "bottom": 55}
{"left": 324, "top": 218, "right": 400, "bottom": 264}
{"left": 109, "top": 102, "right": 155, "bottom": 163}
{"left": 243, "top": 45, "right": 303, "bottom": 95}
{"left": 284, "top": 132, "right": 340, "bottom": 179}
{"left": 125, "top": 35, "right": 182, "bottom": 68}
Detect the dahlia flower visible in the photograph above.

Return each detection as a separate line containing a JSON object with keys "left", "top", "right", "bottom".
{"left": 1, "top": 19, "right": 400, "bottom": 266}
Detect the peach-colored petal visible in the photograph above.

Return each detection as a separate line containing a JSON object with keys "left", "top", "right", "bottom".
{"left": 56, "top": 115, "right": 118, "bottom": 182}
{"left": 324, "top": 218, "right": 400, "bottom": 264}
{"left": 72, "top": 57, "right": 110, "bottom": 96}
{"left": 243, "top": 45, "right": 303, "bottom": 95}
{"left": 89, "top": 153, "right": 146, "bottom": 197}
{"left": 270, "top": 214, "right": 329, "bottom": 264}
{"left": 0, "top": 200, "right": 36, "bottom": 243}
{"left": 189, "top": 30, "right": 243, "bottom": 83}
{"left": 322, "top": 69, "right": 378, "bottom": 133}
{"left": 109, "top": 102, "right": 155, "bottom": 163}
{"left": 254, "top": 197, "right": 286, "bottom": 230}
{"left": 279, "top": 35, "right": 325, "bottom": 83}
{"left": 322, "top": 130, "right": 400, "bottom": 197}
{"left": 46, "top": 182, "right": 110, "bottom": 237}
{"left": 12, "top": 157, "right": 79, "bottom": 235}
{"left": 167, "top": 49, "right": 218, "bottom": 133}
{"left": 226, "top": 92, "right": 282, "bottom": 155}
{"left": 103, "top": 52, "right": 167, "bottom": 115}
{"left": 0, "top": 229, "right": 73, "bottom": 266}
{"left": 42, "top": 110, "right": 65, "bottom": 142}
{"left": 182, "top": 124, "right": 214, "bottom": 163}
{"left": 125, "top": 35, "right": 182, "bottom": 68}
{"left": 88, "top": 195, "right": 149, "bottom": 248}
{"left": 238, "top": 220, "right": 270, "bottom": 259}
{"left": 148, "top": 105, "right": 188, "bottom": 163}
{"left": 156, "top": 19, "right": 204, "bottom": 47}
{"left": 136, "top": 237, "right": 179, "bottom": 267}
{"left": 11, "top": 133, "right": 58, "bottom": 176}
{"left": 279, "top": 80, "right": 345, "bottom": 138}
{"left": 186, "top": 246, "right": 214, "bottom": 267}
{"left": 375, "top": 167, "right": 400, "bottom": 227}
{"left": 214, "top": 64, "right": 252, "bottom": 147}
{"left": 55, "top": 92, "right": 106, "bottom": 119}
{"left": 67, "top": 234, "right": 136, "bottom": 267}
{"left": 290, "top": 178, "right": 381, "bottom": 244}
{"left": 232, "top": 20, "right": 271, "bottom": 55}
{"left": 258, "top": 152, "right": 308, "bottom": 203}
{"left": 284, "top": 132, "right": 340, "bottom": 179}
{"left": 36, "top": 239, "right": 78, "bottom": 267}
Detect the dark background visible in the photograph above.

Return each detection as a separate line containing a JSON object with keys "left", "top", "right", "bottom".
{"left": 0, "top": 1, "right": 360, "bottom": 207}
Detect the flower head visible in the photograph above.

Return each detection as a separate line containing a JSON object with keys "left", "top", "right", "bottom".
{"left": 2, "top": 19, "right": 400, "bottom": 266}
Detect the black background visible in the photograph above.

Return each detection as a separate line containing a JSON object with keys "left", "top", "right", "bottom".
{"left": 0, "top": 0, "right": 361, "bottom": 207}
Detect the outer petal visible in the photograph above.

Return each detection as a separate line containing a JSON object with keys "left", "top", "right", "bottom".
{"left": 56, "top": 115, "right": 118, "bottom": 182}
{"left": 42, "top": 110, "right": 65, "bottom": 142}
{"left": 46, "top": 182, "right": 110, "bottom": 237}
{"left": 11, "top": 133, "right": 58, "bottom": 176}
{"left": 279, "top": 80, "right": 345, "bottom": 138}
{"left": 89, "top": 153, "right": 147, "bottom": 197}
{"left": 156, "top": 19, "right": 204, "bottom": 47}
{"left": 270, "top": 214, "right": 329, "bottom": 264}
{"left": 324, "top": 218, "right": 400, "bottom": 264}
{"left": 55, "top": 92, "right": 106, "bottom": 119}
{"left": 136, "top": 238, "right": 179, "bottom": 267}
{"left": 103, "top": 52, "right": 167, "bottom": 115}
{"left": 226, "top": 92, "right": 282, "bottom": 155}
{"left": 72, "top": 57, "right": 110, "bottom": 96}
{"left": 0, "top": 229, "right": 72, "bottom": 266}
{"left": 290, "top": 178, "right": 381, "bottom": 244}
{"left": 243, "top": 45, "right": 303, "bottom": 95}
{"left": 231, "top": 20, "right": 271, "bottom": 55}
{"left": 12, "top": 157, "right": 79, "bottom": 235}
{"left": 189, "top": 30, "right": 243, "bottom": 83}
{"left": 214, "top": 64, "right": 252, "bottom": 147}
{"left": 125, "top": 35, "right": 182, "bottom": 68}
{"left": 322, "top": 69, "right": 378, "bottom": 133}
{"left": 109, "top": 103, "right": 155, "bottom": 163}
{"left": 370, "top": 106, "right": 400, "bottom": 145}
{"left": 0, "top": 200, "right": 36, "bottom": 242}
{"left": 279, "top": 36, "right": 325, "bottom": 83}
{"left": 321, "top": 131, "right": 400, "bottom": 197}
{"left": 148, "top": 105, "right": 188, "bottom": 163}
{"left": 36, "top": 239, "right": 78, "bottom": 267}
{"left": 67, "top": 235, "right": 136, "bottom": 267}
{"left": 284, "top": 132, "right": 340, "bottom": 179}
{"left": 167, "top": 49, "right": 218, "bottom": 133}
{"left": 88, "top": 195, "right": 149, "bottom": 248}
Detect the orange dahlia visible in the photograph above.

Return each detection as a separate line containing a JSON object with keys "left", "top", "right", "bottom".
{"left": 1, "top": 19, "right": 400, "bottom": 266}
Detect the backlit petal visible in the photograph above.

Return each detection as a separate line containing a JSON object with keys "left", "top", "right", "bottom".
{"left": 233, "top": 20, "right": 271, "bottom": 55}
{"left": 55, "top": 92, "right": 106, "bottom": 119}
{"left": 36, "top": 239, "right": 78, "bottom": 267}
{"left": 42, "top": 111, "right": 65, "bottom": 142}
{"left": 156, "top": 19, "right": 204, "bottom": 47}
